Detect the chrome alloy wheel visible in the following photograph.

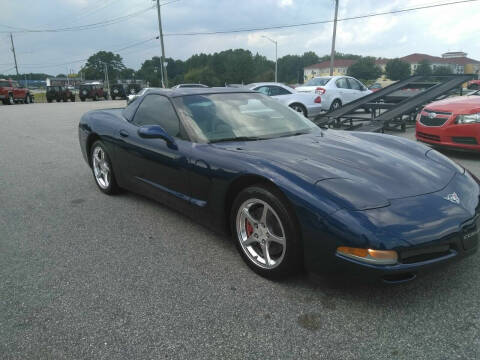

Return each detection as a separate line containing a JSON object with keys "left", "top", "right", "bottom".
{"left": 92, "top": 146, "right": 110, "bottom": 189}
{"left": 236, "top": 198, "right": 286, "bottom": 269}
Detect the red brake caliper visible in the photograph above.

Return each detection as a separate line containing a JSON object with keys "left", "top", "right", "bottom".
{"left": 245, "top": 219, "right": 254, "bottom": 238}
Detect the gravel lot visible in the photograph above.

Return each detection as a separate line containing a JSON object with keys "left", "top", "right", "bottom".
{"left": 1, "top": 101, "right": 479, "bottom": 359}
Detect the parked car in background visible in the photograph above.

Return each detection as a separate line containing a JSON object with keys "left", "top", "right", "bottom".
{"left": 467, "top": 80, "right": 480, "bottom": 90}
{"left": 172, "top": 83, "right": 208, "bottom": 89}
{"left": 0, "top": 78, "right": 33, "bottom": 105}
{"left": 79, "top": 83, "right": 106, "bottom": 102}
{"left": 127, "top": 83, "right": 142, "bottom": 96}
{"left": 416, "top": 91, "right": 480, "bottom": 152}
{"left": 369, "top": 83, "right": 382, "bottom": 92}
{"left": 246, "top": 82, "right": 322, "bottom": 117}
{"left": 46, "top": 86, "right": 75, "bottom": 102}
{"left": 295, "top": 76, "right": 371, "bottom": 112}
{"left": 126, "top": 87, "right": 156, "bottom": 105}
{"left": 110, "top": 84, "right": 128, "bottom": 100}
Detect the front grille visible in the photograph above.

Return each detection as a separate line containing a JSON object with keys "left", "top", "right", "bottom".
{"left": 417, "top": 132, "right": 440, "bottom": 142}
{"left": 452, "top": 136, "right": 478, "bottom": 145}
{"left": 419, "top": 115, "right": 449, "bottom": 127}
{"left": 400, "top": 244, "right": 452, "bottom": 264}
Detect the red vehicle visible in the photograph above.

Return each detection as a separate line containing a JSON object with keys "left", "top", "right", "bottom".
{"left": 416, "top": 92, "right": 480, "bottom": 152}
{"left": 467, "top": 79, "right": 480, "bottom": 90}
{"left": 0, "top": 78, "right": 33, "bottom": 105}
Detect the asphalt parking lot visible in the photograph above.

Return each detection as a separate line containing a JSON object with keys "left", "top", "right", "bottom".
{"left": 1, "top": 101, "right": 479, "bottom": 360}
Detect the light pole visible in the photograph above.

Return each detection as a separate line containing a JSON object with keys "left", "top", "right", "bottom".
{"left": 262, "top": 35, "right": 277, "bottom": 82}
{"left": 329, "top": 0, "right": 339, "bottom": 76}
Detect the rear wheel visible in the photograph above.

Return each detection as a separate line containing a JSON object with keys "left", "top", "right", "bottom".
{"left": 289, "top": 103, "right": 307, "bottom": 117}
{"left": 231, "top": 185, "right": 302, "bottom": 279}
{"left": 47, "top": 98, "right": 52, "bottom": 103}
{"left": 329, "top": 99, "right": 342, "bottom": 112}
{"left": 80, "top": 98, "right": 85, "bottom": 102}
{"left": 90, "top": 141, "right": 119, "bottom": 195}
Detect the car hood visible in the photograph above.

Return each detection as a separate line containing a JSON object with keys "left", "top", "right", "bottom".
{"left": 215, "top": 129, "right": 456, "bottom": 200}
{"left": 425, "top": 95, "right": 480, "bottom": 114}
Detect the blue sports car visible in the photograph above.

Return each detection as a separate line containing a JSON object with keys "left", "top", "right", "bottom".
{"left": 79, "top": 88, "right": 479, "bottom": 283}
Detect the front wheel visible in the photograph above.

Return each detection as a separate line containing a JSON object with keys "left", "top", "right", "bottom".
{"left": 90, "top": 141, "right": 119, "bottom": 195}
{"left": 289, "top": 103, "right": 307, "bottom": 117}
{"left": 231, "top": 185, "right": 302, "bottom": 279}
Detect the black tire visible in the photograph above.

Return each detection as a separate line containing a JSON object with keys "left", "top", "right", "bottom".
{"left": 329, "top": 99, "right": 342, "bottom": 112}
{"left": 289, "top": 103, "right": 308, "bottom": 117}
{"left": 8, "top": 94, "right": 14, "bottom": 105}
{"left": 71, "top": 96, "right": 75, "bottom": 102}
{"left": 94, "top": 94, "right": 98, "bottom": 101}
{"left": 80, "top": 98, "right": 85, "bottom": 102}
{"left": 90, "top": 141, "right": 119, "bottom": 195}
{"left": 111, "top": 95, "right": 116, "bottom": 100}
{"left": 47, "top": 99, "right": 52, "bottom": 103}
{"left": 24, "top": 94, "right": 31, "bottom": 104}
{"left": 230, "top": 184, "right": 302, "bottom": 279}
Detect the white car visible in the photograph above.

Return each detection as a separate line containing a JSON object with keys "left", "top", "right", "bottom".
{"left": 246, "top": 82, "right": 323, "bottom": 118}
{"left": 295, "top": 76, "right": 372, "bottom": 112}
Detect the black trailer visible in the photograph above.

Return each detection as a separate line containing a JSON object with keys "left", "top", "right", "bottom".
{"left": 314, "top": 74, "right": 475, "bottom": 133}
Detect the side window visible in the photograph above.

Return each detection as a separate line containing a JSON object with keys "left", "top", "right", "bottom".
{"left": 269, "top": 86, "right": 291, "bottom": 96}
{"left": 347, "top": 78, "right": 362, "bottom": 90}
{"left": 335, "top": 78, "right": 350, "bottom": 89}
{"left": 132, "top": 95, "right": 181, "bottom": 137}
{"left": 254, "top": 86, "right": 270, "bottom": 96}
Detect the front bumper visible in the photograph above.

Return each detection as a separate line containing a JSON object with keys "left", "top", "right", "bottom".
{"left": 416, "top": 116, "right": 480, "bottom": 152}
{"left": 303, "top": 170, "right": 480, "bottom": 283}
{"left": 335, "top": 229, "right": 478, "bottom": 283}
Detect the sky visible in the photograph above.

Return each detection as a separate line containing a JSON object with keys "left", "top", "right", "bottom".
{"left": 1, "top": 0, "right": 480, "bottom": 75}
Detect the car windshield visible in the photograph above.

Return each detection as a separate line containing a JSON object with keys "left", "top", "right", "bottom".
{"left": 173, "top": 93, "right": 316, "bottom": 143}
{"left": 304, "top": 78, "right": 330, "bottom": 86}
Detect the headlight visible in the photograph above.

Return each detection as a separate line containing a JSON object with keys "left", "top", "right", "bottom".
{"left": 337, "top": 246, "right": 398, "bottom": 265}
{"left": 456, "top": 113, "right": 480, "bottom": 124}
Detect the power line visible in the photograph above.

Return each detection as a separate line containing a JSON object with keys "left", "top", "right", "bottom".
{"left": 162, "top": 0, "right": 479, "bottom": 36}
{"left": 18, "top": 36, "right": 159, "bottom": 70}
{"left": 0, "top": 5, "right": 155, "bottom": 33}
{"left": 0, "top": 0, "right": 179, "bottom": 34}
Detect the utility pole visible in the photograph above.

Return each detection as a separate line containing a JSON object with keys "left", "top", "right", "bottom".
{"left": 262, "top": 35, "right": 278, "bottom": 82}
{"left": 103, "top": 62, "right": 110, "bottom": 99}
{"left": 155, "top": 0, "right": 168, "bottom": 87}
{"left": 10, "top": 33, "right": 19, "bottom": 77}
{"left": 329, "top": 0, "right": 339, "bottom": 76}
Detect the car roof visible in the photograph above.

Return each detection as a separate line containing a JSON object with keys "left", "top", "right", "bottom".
{"left": 247, "top": 82, "right": 290, "bottom": 88}
{"left": 145, "top": 87, "right": 255, "bottom": 98}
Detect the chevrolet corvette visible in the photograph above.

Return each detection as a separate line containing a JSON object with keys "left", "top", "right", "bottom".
{"left": 79, "top": 88, "right": 479, "bottom": 283}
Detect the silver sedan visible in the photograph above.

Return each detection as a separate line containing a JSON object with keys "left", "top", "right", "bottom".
{"left": 246, "top": 82, "right": 323, "bottom": 118}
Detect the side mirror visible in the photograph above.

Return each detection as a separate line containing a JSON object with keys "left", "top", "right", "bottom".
{"left": 138, "top": 125, "right": 178, "bottom": 149}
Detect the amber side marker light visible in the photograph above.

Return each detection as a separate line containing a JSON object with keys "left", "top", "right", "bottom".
{"left": 337, "top": 246, "right": 398, "bottom": 265}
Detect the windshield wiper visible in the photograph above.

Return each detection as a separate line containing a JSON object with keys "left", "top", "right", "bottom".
{"left": 210, "top": 136, "right": 263, "bottom": 143}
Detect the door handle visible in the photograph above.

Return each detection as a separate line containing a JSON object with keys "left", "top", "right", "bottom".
{"left": 119, "top": 130, "right": 129, "bottom": 137}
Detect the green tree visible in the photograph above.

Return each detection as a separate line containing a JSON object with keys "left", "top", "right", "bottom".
{"left": 80, "top": 51, "right": 126, "bottom": 81}
{"left": 433, "top": 65, "right": 453, "bottom": 75}
{"left": 385, "top": 59, "right": 411, "bottom": 81}
{"left": 414, "top": 60, "right": 432, "bottom": 76}
{"left": 347, "top": 57, "right": 382, "bottom": 81}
